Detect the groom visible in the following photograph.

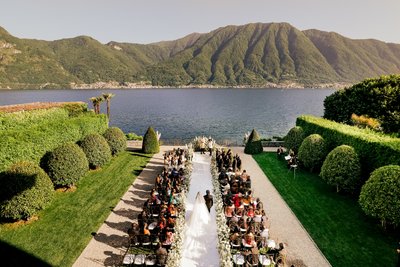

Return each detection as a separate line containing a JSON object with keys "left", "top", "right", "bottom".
{"left": 203, "top": 190, "right": 213, "bottom": 212}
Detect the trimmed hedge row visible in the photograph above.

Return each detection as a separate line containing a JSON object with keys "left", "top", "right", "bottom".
{"left": 0, "top": 113, "right": 108, "bottom": 172}
{"left": 296, "top": 115, "right": 400, "bottom": 176}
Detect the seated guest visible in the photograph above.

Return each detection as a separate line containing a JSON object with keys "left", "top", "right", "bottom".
{"left": 163, "top": 231, "right": 174, "bottom": 246}
{"left": 225, "top": 205, "right": 234, "bottom": 218}
{"left": 242, "top": 232, "right": 256, "bottom": 248}
{"left": 143, "top": 223, "right": 151, "bottom": 236}
{"left": 247, "top": 206, "right": 255, "bottom": 218}
{"left": 230, "top": 231, "right": 241, "bottom": 245}
{"left": 277, "top": 146, "right": 284, "bottom": 159}
{"left": 155, "top": 243, "right": 168, "bottom": 266}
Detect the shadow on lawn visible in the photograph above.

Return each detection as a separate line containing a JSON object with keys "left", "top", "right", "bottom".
{"left": 0, "top": 240, "right": 52, "bottom": 267}
{"left": 104, "top": 220, "right": 132, "bottom": 232}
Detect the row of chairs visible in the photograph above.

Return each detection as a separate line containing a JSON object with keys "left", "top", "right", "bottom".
{"left": 232, "top": 253, "right": 286, "bottom": 267}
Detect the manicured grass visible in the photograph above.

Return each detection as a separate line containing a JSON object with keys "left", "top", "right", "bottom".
{"left": 0, "top": 151, "right": 151, "bottom": 267}
{"left": 253, "top": 152, "right": 399, "bottom": 267}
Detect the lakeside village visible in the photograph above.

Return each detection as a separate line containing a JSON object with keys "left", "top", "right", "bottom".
{"left": 0, "top": 75, "right": 399, "bottom": 266}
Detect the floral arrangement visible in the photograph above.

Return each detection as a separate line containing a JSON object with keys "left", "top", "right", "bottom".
{"left": 211, "top": 151, "right": 233, "bottom": 267}
{"left": 165, "top": 146, "right": 193, "bottom": 267}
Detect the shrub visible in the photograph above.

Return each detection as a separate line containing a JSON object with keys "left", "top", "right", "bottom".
{"left": 79, "top": 134, "right": 111, "bottom": 169}
{"left": 244, "top": 129, "right": 263, "bottom": 154}
{"left": 0, "top": 112, "right": 108, "bottom": 172}
{"left": 320, "top": 145, "right": 361, "bottom": 193}
{"left": 43, "top": 143, "right": 88, "bottom": 187}
{"left": 142, "top": 127, "right": 160, "bottom": 154}
{"left": 296, "top": 115, "right": 400, "bottom": 176}
{"left": 0, "top": 161, "right": 54, "bottom": 220}
{"left": 359, "top": 165, "right": 400, "bottom": 227}
{"left": 298, "top": 134, "right": 328, "bottom": 172}
{"left": 103, "top": 127, "right": 127, "bottom": 156}
{"left": 126, "top": 132, "right": 143, "bottom": 141}
{"left": 324, "top": 75, "right": 400, "bottom": 133}
{"left": 284, "top": 126, "right": 305, "bottom": 154}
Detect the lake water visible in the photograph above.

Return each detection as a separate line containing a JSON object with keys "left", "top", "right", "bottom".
{"left": 0, "top": 88, "right": 334, "bottom": 144}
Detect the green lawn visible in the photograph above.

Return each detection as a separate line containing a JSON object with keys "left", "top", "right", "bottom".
{"left": 253, "top": 152, "right": 399, "bottom": 267}
{"left": 0, "top": 151, "right": 151, "bottom": 267}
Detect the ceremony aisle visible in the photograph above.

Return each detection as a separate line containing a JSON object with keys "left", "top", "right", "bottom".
{"left": 180, "top": 153, "right": 219, "bottom": 267}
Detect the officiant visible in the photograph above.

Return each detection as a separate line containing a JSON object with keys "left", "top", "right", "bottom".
{"left": 203, "top": 190, "right": 213, "bottom": 212}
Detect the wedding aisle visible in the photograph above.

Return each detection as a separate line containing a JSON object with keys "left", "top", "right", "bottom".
{"left": 180, "top": 153, "right": 219, "bottom": 267}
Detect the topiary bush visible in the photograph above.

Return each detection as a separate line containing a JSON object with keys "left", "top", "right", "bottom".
{"left": 79, "top": 133, "right": 111, "bottom": 169}
{"left": 244, "top": 129, "right": 263, "bottom": 154}
{"left": 320, "top": 145, "right": 361, "bottom": 193}
{"left": 359, "top": 165, "right": 400, "bottom": 227}
{"left": 103, "top": 127, "right": 127, "bottom": 156}
{"left": 142, "top": 127, "right": 160, "bottom": 154}
{"left": 298, "top": 134, "right": 328, "bottom": 172}
{"left": 0, "top": 161, "right": 54, "bottom": 220}
{"left": 43, "top": 142, "right": 88, "bottom": 187}
{"left": 284, "top": 126, "right": 305, "bottom": 154}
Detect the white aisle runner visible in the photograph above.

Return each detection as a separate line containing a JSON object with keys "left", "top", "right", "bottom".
{"left": 180, "top": 153, "right": 219, "bottom": 267}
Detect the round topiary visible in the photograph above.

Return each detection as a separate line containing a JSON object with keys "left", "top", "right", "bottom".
{"left": 298, "top": 134, "right": 328, "bottom": 172}
{"left": 44, "top": 142, "right": 88, "bottom": 187}
{"left": 0, "top": 161, "right": 54, "bottom": 220}
{"left": 244, "top": 129, "right": 263, "bottom": 154}
{"left": 103, "top": 127, "right": 127, "bottom": 156}
{"left": 320, "top": 145, "right": 361, "bottom": 193}
{"left": 284, "top": 126, "right": 305, "bottom": 154}
{"left": 79, "top": 133, "right": 112, "bottom": 169}
{"left": 359, "top": 165, "right": 400, "bottom": 227}
{"left": 142, "top": 126, "right": 160, "bottom": 154}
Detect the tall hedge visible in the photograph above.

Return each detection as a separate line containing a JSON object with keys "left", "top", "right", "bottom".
{"left": 244, "top": 129, "right": 263, "bottom": 154}
{"left": 79, "top": 133, "right": 112, "bottom": 169}
{"left": 284, "top": 126, "right": 305, "bottom": 154}
{"left": 298, "top": 134, "right": 328, "bottom": 172}
{"left": 0, "top": 112, "right": 108, "bottom": 172}
{"left": 0, "top": 161, "right": 54, "bottom": 220}
{"left": 320, "top": 145, "right": 361, "bottom": 193}
{"left": 296, "top": 115, "right": 400, "bottom": 176}
{"left": 324, "top": 75, "right": 400, "bottom": 133}
{"left": 103, "top": 127, "right": 127, "bottom": 156}
{"left": 43, "top": 143, "right": 88, "bottom": 187}
{"left": 142, "top": 127, "right": 160, "bottom": 154}
{"left": 359, "top": 165, "right": 400, "bottom": 227}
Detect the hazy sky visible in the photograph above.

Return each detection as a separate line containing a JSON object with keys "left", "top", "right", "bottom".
{"left": 1, "top": 0, "right": 399, "bottom": 44}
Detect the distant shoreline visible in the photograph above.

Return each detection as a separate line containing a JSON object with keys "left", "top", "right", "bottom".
{"left": 0, "top": 81, "right": 349, "bottom": 90}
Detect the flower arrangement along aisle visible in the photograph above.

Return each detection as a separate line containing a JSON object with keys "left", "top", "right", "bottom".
{"left": 211, "top": 150, "right": 233, "bottom": 267}
{"left": 165, "top": 145, "right": 193, "bottom": 267}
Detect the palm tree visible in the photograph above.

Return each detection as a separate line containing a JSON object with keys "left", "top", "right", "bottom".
{"left": 96, "top": 96, "right": 104, "bottom": 114}
{"left": 89, "top": 97, "right": 99, "bottom": 114}
{"left": 102, "top": 93, "right": 115, "bottom": 118}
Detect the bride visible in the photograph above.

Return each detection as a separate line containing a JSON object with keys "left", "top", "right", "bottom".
{"left": 181, "top": 192, "right": 216, "bottom": 264}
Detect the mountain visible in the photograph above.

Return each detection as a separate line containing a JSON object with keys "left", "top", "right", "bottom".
{"left": 0, "top": 23, "right": 400, "bottom": 89}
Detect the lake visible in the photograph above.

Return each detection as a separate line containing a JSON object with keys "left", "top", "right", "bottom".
{"left": 0, "top": 88, "right": 335, "bottom": 144}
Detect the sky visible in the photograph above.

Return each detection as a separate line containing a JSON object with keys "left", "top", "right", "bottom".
{"left": 1, "top": 0, "right": 400, "bottom": 44}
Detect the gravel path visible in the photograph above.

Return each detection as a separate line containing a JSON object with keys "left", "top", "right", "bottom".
{"left": 73, "top": 146, "right": 174, "bottom": 267}
{"left": 231, "top": 146, "right": 331, "bottom": 267}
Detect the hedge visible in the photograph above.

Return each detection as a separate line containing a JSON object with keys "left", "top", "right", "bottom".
{"left": 0, "top": 113, "right": 108, "bottom": 172}
{"left": 0, "top": 161, "right": 54, "bottom": 220}
{"left": 103, "top": 127, "right": 127, "bottom": 156}
{"left": 296, "top": 115, "right": 400, "bottom": 177}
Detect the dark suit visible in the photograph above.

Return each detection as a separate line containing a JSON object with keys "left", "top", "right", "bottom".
{"left": 203, "top": 194, "right": 213, "bottom": 212}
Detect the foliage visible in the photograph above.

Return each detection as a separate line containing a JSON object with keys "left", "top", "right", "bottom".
{"left": 296, "top": 115, "right": 400, "bottom": 177}
{"left": 244, "top": 129, "right": 263, "bottom": 154}
{"left": 320, "top": 145, "right": 361, "bottom": 193}
{"left": 42, "top": 142, "right": 88, "bottom": 187}
{"left": 103, "top": 127, "right": 127, "bottom": 156}
{"left": 0, "top": 112, "right": 108, "bottom": 172}
{"left": 79, "top": 133, "right": 111, "bottom": 169}
{"left": 126, "top": 132, "right": 143, "bottom": 141}
{"left": 142, "top": 127, "right": 160, "bottom": 154}
{"left": 0, "top": 151, "right": 151, "bottom": 266}
{"left": 298, "top": 134, "right": 328, "bottom": 172}
{"left": 324, "top": 75, "right": 400, "bottom": 133}
{"left": 284, "top": 126, "right": 305, "bottom": 154}
{"left": 253, "top": 152, "right": 398, "bottom": 266}
{"left": 0, "top": 161, "right": 54, "bottom": 220}
{"left": 359, "top": 165, "right": 400, "bottom": 227}
{"left": 351, "top": 114, "right": 381, "bottom": 131}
